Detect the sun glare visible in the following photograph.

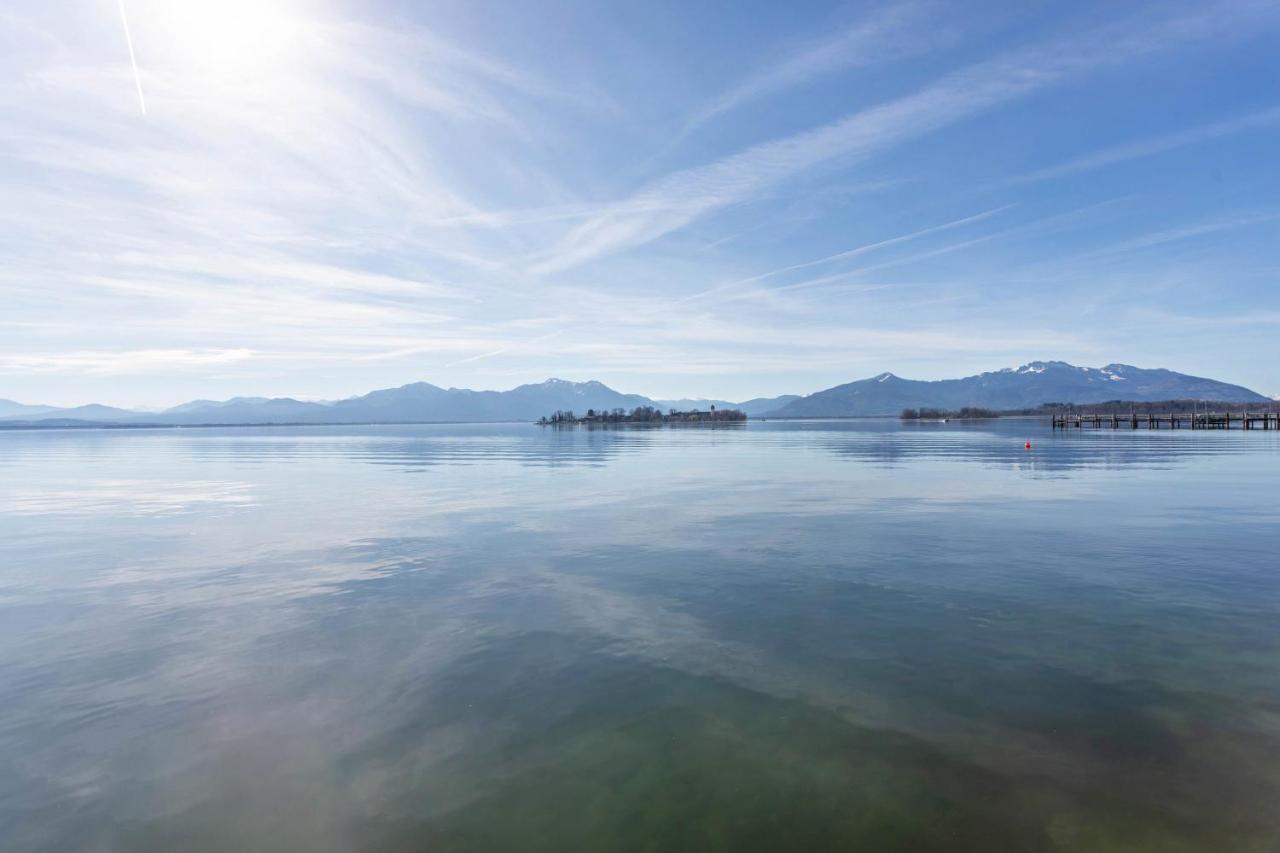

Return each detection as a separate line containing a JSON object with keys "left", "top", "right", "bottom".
{"left": 132, "top": 0, "right": 310, "bottom": 91}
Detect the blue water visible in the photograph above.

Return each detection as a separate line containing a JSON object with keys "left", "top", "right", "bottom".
{"left": 1, "top": 419, "right": 1278, "bottom": 851}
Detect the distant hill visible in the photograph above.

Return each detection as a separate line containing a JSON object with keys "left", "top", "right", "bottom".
{"left": 655, "top": 395, "right": 799, "bottom": 416}
{"left": 132, "top": 381, "right": 798, "bottom": 425}
{"left": 0, "top": 379, "right": 710, "bottom": 425}
{"left": 319, "top": 379, "right": 655, "bottom": 424}
{"left": 153, "top": 397, "right": 332, "bottom": 424}
{"left": 737, "top": 395, "right": 802, "bottom": 416}
{"left": 0, "top": 399, "right": 60, "bottom": 419}
{"left": 164, "top": 397, "right": 274, "bottom": 414}
{"left": 767, "top": 362, "right": 1268, "bottom": 418}
{"left": 0, "top": 364, "right": 1266, "bottom": 426}
{"left": 35, "top": 404, "right": 143, "bottom": 421}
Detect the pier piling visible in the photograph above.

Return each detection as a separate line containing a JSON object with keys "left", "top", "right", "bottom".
{"left": 1051, "top": 411, "right": 1280, "bottom": 430}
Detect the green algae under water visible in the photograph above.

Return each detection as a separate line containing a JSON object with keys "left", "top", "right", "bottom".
{"left": 1, "top": 420, "right": 1278, "bottom": 851}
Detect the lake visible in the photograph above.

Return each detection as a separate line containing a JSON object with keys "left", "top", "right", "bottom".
{"left": 2, "top": 419, "right": 1278, "bottom": 851}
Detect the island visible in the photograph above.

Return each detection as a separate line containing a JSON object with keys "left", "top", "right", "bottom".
{"left": 900, "top": 407, "right": 1000, "bottom": 420}
{"left": 538, "top": 405, "right": 747, "bottom": 425}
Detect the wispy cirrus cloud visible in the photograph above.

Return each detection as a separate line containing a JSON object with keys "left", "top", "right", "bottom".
{"left": 0, "top": 2, "right": 582, "bottom": 398}
{"left": 1001, "top": 212, "right": 1280, "bottom": 280}
{"left": 0, "top": 349, "right": 255, "bottom": 375}
{"left": 532, "top": 1, "right": 1276, "bottom": 274}
{"left": 1, "top": 0, "right": 1277, "bottom": 405}
{"left": 435, "top": 207, "right": 1015, "bottom": 367}
{"left": 1010, "top": 105, "right": 1280, "bottom": 184}
{"left": 1093, "top": 213, "right": 1280, "bottom": 256}
{"left": 682, "top": 3, "right": 944, "bottom": 134}
{"left": 740, "top": 204, "right": 1017, "bottom": 284}
{"left": 649, "top": 205, "right": 1017, "bottom": 311}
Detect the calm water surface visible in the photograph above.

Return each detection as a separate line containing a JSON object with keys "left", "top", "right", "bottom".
{"left": 2, "top": 420, "right": 1279, "bottom": 851}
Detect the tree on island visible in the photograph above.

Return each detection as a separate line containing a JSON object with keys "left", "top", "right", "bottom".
{"left": 539, "top": 405, "right": 746, "bottom": 425}
{"left": 901, "top": 407, "right": 1000, "bottom": 420}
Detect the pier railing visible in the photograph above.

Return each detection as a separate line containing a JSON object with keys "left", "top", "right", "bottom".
{"left": 1051, "top": 412, "right": 1280, "bottom": 430}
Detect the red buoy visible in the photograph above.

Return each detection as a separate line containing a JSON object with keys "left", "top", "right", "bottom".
{"left": 1024, "top": 441, "right": 1032, "bottom": 449}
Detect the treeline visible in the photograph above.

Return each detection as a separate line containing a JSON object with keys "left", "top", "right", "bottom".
{"left": 901, "top": 400, "right": 1276, "bottom": 420}
{"left": 901, "top": 407, "right": 1000, "bottom": 420}
{"left": 539, "top": 406, "right": 747, "bottom": 425}
{"left": 1030, "top": 400, "right": 1276, "bottom": 415}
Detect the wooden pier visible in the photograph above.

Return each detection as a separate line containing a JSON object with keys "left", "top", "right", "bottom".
{"left": 1051, "top": 411, "right": 1280, "bottom": 430}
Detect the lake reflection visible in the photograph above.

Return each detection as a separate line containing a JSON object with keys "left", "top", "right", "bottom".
{"left": 2, "top": 420, "right": 1279, "bottom": 851}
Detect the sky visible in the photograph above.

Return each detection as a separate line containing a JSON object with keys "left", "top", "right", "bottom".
{"left": 1, "top": 0, "right": 1279, "bottom": 407}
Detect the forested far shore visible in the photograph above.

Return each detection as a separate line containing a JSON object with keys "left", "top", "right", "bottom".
{"left": 901, "top": 400, "right": 1280, "bottom": 420}
{"left": 1031, "top": 399, "right": 1280, "bottom": 414}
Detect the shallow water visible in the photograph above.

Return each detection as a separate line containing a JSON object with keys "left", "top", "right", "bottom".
{"left": 2, "top": 419, "right": 1279, "bottom": 851}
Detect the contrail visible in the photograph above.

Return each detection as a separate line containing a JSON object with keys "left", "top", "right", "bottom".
{"left": 117, "top": 0, "right": 146, "bottom": 115}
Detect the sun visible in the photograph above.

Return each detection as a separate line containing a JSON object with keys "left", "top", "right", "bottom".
{"left": 127, "top": 0, "right": 311, "bottom": 92}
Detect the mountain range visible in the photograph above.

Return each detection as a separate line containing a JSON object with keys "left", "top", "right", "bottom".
{"left": 768, "top": 361, "right": 1269, "bottom": 417}
{"left": 0, "top": 362, "right": 1268, "bottom": 426}
{"left": 0, "top": 380, "right": 797, "bottom": 426}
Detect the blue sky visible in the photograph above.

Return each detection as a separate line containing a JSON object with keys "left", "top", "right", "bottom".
{"left": 2, "top": 0, "right": 1278, "bottom": 407}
